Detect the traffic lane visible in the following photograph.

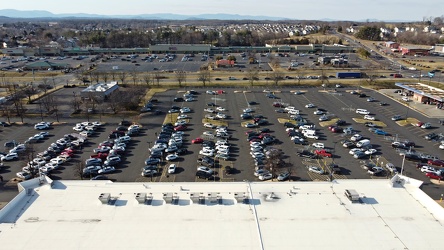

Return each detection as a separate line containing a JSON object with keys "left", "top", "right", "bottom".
{"left": 173, "top": 90, "right": 207, "bottom": 182}
{"left": 228, "top": 89, "right": 257, "bottom": 181}
{"left": 256, "top": 91, "right": 312, "bottom": 181}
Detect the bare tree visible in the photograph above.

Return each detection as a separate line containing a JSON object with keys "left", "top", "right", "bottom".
{"left": 101, "top": 72, "right": 109, "bottom": 83}
{"left": 0, "top": 103, "right": 12, "bottom": 123}
{"left": 73, "top": 161, "right": 86, "bottom": 180}
{"left": 91, "top": 71, "right": 100, "bottom": 84}
{"left": 246, "top": 67, "right": 259, "bottom": 86}
{"left": 175, "top": 70, "right": 187, "bottom": 87}
{"left": 197, "top": 70, "right": 211, "bottom": 87}
{"left": 107, "top": 91, "right": 122, "bottom": 114}
{"left": 7, "top": 84, "right": 26, "bottom": 123}
{"left": 71, "top": 94, "right": 82, "bottom": 113}
{"left": 271, "top": 71, "right": 284, "bottom": 86}
{"left": 23, "top": 85, "right": 38, "bottom": 103}
{"left": 52, "top": 97, "right": 60, "bottom": 122}
{"left": 142, "top": 73, "right": 153, "bottom": 86}
{"left": 154, "top": 71, "right": 163, "bottom": 86}
{"left": 119, "top": 72, "right": 127, "bottom": 85}
{"left": 110, "top": 70, "right": 117, "bottom": 81}
{"left": 40, "top": 95, "right": 55, "bottom": 114}
{"left": 130, "top": 68, "right": 139, "bottom": 85}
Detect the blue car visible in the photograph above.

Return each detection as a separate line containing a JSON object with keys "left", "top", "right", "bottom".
{"left": 374, "top": 129, "right": 388, "bottom": 135}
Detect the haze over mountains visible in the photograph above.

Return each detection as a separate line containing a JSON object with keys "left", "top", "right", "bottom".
{"left": 0, "top": 9, "right": 290, "bottom": 21}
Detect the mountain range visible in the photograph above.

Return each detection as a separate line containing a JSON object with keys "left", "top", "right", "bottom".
{"left": 0, "top": 9, "right": 290, "bottom": 21}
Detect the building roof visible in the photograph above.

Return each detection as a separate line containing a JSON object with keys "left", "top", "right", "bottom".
{"left": 81, "top": 81, "right": 119, "bottom": 94}
{"left": 396, "top": 82, "right": 444, "bottom": 102}
{"left": 0, "top": 176, "right": 443, "bottom": 250}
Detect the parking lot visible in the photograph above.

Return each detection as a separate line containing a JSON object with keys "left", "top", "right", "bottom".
{"left": 1, "top": 85, "right": 444, "bottom": 201}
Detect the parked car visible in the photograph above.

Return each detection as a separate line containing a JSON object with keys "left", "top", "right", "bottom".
{"left": 308, "top": 166, "right": 324, "bottom": 174}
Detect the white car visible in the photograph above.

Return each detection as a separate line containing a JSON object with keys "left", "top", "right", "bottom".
{"left": 197, "top": 166, "right": 213, "bottom": 174}
{"left": 16, "top": 171, "right": 32, "bottom": 180}
{"left": 73, "top": 125, "right": 84, "bottom": 132}
{"left": 50, "top": 157, "right": 65, "bottom": 165}
{"left": 364, "top": 148, "right": 377, "bottom": 155}
{"left": 350, "top": 134, "right": 363, "bottom": 142}
{"left": 216, "top": 113, "right": 227, "bottom": 119}
{"left": 34, "top": 122, "right": 50, "bottom": 130}
{"left": 312, "top": 143, "right": 324, "bottom": 149}
{"left": 305, "top": 134, "right": 319, "bottom": 140}
{"left": 174, "top": 120, "right": 187, "bottom": 126}
{"left": 204, "top": 108, "right": 214, "bottom": 113}
{"left": 180, "top": 107, "right": 191, "bottom": 113}
{"left": 98, "top": 166, "right": 116, "bottom": 174}
{"left": 1, "top": 152, "right": 18, "bottom": 161}
{"left": 313, "top": 110, "right": 324, "bottom": 115}
{"left": 166, "top": 154, "right": 179, "bottom": 161}
{"left": 439, "top": 144, "right": 444, "bottom": 150}
{"left": 259, "top": 173, "right": 273, "bottom": 181}
{"left": 199, "top": 150, "right": 214, "bottom": 157}
{"left": 308, "top": 166, "right": 324, "bottom": 174}
{"left": 168, "top": 164, "right": 177, "bottom": 174}
{"left": 203, "top": 131, "right": 214, "bottom": 136}
{"left": 402, "top": 96, "right": 411, "bottom": 102}
{"left": 386, "top": 163, "right": 398, "bottom": 174}
{"left": 356, "top": 109, "right": 370, "bottom": 115}
{"left": 204, "top": 123, "right": 216, "bottom": 128}
{"left": 420, "top": 166, "right": 436, "bottom": 173}
{"left": 216, "top": 107, "right": 226, "bottom": 112}
{"left": 349, "top": 148, "right": 362, "bottom": 155}
{"left": 177, "top": 114, "right": 188, "bottom": 119}
{"left": 305, "top": 103, "right": 315, "bottom": 108}
{"left": 243, "top": 108, "right": 253, "bottom": 113}
{"left": 364, "top": 115, "right": 375, "bottom": 121}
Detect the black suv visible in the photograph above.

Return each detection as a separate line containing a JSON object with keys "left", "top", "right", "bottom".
{"left": 297, "top": 150, "right": 317, "bottom": 159}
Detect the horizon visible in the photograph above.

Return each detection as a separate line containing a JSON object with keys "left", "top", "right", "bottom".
{"left": 0, "top": 0, "right": 442, "bottom": 21}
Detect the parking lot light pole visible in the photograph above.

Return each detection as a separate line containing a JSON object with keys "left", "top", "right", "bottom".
{"left": 400, "top": 154, "right": 406, "bottom": 176}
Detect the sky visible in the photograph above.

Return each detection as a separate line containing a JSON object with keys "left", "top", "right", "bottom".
{"left": 1, "top": 0, "right": 443, "bottom": 21}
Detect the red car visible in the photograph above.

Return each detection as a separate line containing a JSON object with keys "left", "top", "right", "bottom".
{"left": 331, "top": 127, "right": 343, "bottom": 133}
{"left": 174, "top": 125, "right": 187, "bottom": 131}
{"left": 314, "top": 149, "right": 332, "bottom": 158}
{"left": 192, "top": 138, "right": 203, "bottom": 144}
{"left": 60, "top": 151, "right": 74, "bottom": 157}
{"left": 273, "top": 102, "right": 284, "bottom": 107}
{"left": 426, "top": 172, "right": 444, "bottom": 180}
{"left": 91, "top": 153, "right": 108, "bottom": 160}
{"left": 428, "top": 159, "right": 444, "bottom": 167}
{"left": 416, "top": 122, "right": 424, "bottom": 127}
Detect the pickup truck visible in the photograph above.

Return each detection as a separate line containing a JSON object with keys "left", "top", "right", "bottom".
{"left": 314, "top": 149, "right": 332, "bottom": 158}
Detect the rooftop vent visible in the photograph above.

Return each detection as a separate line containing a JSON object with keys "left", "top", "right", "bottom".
{"left": 208, "top": 192, "right": 222, "bottom": 204}
{"left": 190, "top": 192, "right": 205, "bottom": 204}
{"left": 98, "top": 193, "right": 111, "bottom": 204}
{"left": 135, "top": 193, "right": 146, "bottom": 204}
{"left": 344, "top": 189, "right": 360, "bottom": 202}
{"left": 163, "top": 192, "right": 179, "bottom": 204}
{"left": 234, "top": 192, "right": 249, "bottom": 204}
